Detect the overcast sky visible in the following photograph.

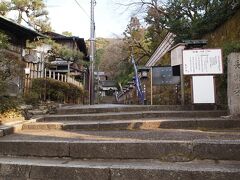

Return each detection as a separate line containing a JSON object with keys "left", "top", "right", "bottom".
{"left": 44, "top": 0, "right": 133, "bottom": 39}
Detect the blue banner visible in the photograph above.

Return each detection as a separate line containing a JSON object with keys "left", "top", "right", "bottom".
{"left": 131, "top": 54, "right": 144, "bottom": 104}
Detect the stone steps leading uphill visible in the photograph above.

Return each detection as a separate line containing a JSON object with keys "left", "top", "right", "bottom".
{"left": 0, "top": 104, "right": 239, "bottom": 180}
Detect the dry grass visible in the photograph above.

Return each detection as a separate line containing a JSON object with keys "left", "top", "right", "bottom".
{"left": 0, "top": 109, "right": 24, "bottom": 123}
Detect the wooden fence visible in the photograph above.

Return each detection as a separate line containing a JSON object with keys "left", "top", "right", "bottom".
{"left": 44, "top": 69, "right": 83, "bottom": 88}
{"left": 24, "top": 62, "right": 83, "bottom": 94}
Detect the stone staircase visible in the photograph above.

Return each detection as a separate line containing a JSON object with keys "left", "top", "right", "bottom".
{"left": 100, "top": 96, "right": 117, "bottom": 104}
{"left": 0, "top": 105, "right": 240, "bottom": 180}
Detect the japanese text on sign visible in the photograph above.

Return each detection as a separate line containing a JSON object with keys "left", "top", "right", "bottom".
{"left": 183, "top": 49, "right": 223, "bottom": 75}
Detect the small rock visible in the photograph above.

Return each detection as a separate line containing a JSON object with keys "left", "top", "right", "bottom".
{"left": 21, "top": 109, "right": 33, "bottom": 120}
{"left": 20, "top": 105, "right": 33, "bottom": 110}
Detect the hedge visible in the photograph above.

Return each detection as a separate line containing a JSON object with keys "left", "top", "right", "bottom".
{"left": 30, "top": 78, "right": 85, "bottom": 104}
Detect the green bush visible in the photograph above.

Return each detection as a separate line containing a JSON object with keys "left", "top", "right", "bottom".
{"left": 31, "top": 78, "right": 84, "bottom": 103}
{"left": 0, "top": 96, "right": 21, "bottom": 114}
{"left": 223, "top": 41, "right": 240, "bottom": 55}
{"left": 23, "top": 92, "right": 39, "bottom": 107}
{"left": 215, "top": 41, "right": 240, "bottom": 104}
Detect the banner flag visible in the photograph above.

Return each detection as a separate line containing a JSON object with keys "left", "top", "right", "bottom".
{"left": 131, "top": 54, "right": 144, "bottom": 104}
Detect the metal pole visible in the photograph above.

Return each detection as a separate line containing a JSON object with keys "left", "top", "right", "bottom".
{"left": 97, "top": 65, "right": 100, "bottom": 104}
{"left": 89, "top": 0, "right": 96, "bottom": 105}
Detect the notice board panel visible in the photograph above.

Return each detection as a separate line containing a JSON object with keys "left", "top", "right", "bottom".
{"left": 152, "top": 66, "right": 180, "bottom": 85}
{"left": 183, "top": 49, "right": 223, "bottom": 75}
{"left": 192, "top": 76, "right": 215, "bottom": 104}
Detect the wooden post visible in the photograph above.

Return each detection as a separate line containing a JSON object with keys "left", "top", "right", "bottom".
{"left": 29, "top": 63, "right": 33, "bottom": 92}
{"left": 34, "top": 64, "right": 37, "bottom": 78}
{"left": 83, "top": 72, "right": 85, "bottom": 87}
{"left": 32, "top": 64, "right": 35, "bottom": 79}
{"left": 41, "top": 60, "right": 45, "bottom": 78}
{"left": 180, "top": 64, "right": 185, "bottom": 105}
{"left": 37, "top": 63, "right": 39, "bottom": 78}
{"left": 44, "top": 68, "right": 47, "bottom": 78}
{"left": 53, "top": 71, "right": 56, "bottom": 80}
{"left": 24, "top": 73, "right": 28, "bottom": 95}
{"left": 150, "top": 67, "right": 153, "bottom": 105}
{"left": 25, "top": 63, "right": 30, "bottom": 95}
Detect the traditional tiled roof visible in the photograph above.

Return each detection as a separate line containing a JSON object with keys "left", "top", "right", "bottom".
{"left": 0, "top": 15, "right": 45, "bottom": 41}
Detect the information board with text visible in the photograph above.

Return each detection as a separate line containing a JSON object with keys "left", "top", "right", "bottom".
{"left": 183, "top": 49, "right": 223, "bottom": 75}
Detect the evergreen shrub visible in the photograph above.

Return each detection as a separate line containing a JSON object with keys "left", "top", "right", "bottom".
{"left": 31, "top": 78, "right": 84, "bottom": 104}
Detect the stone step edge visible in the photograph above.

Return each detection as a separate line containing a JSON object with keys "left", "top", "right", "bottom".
{"left": 22, "top": 119, "right": 240, "bottom": 131}
{"left": 42, "top": 111, "right": 228, "bottom": 122}
{"left": 47, "top": 110, "right": 228, "bottom": 117}
{"left": 0, "top": 157, "right": 239, "bottom": 180}
{"left": 57, "top": 104, "right": 227, "bottom": 114}
{"left": 0, "top": 118, "right": 41, "bottom": 136}
{"left": 0, "top": 140, "right": 239, "bottom": 161}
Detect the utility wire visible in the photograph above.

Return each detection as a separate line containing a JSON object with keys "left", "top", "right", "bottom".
{"left": 73, "top": 0, "right": 91, "bottom": 19}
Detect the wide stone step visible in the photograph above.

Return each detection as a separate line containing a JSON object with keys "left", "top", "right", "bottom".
{"left": 0, "top": 139, "right": 239, "bottom": 161}
{"left": 63, "top": 119, "right": 240, "bottom": 131}
{"left": 57, "top": 104, "right": 222, "bottom": 114}
{"left": 22, "top": 118, "right": 240, "bottom": 131}
{"left": 0, "top": 157, "right": 239, "bottom": 180}
{"left": 42, "top": 110, "right": 227, "bottom": 122}
{"left": 0, "top": 120, "right": 27, "bottom": 136}
{"left": 3, "top": 128, "right": 240, "bottom": 142}
{"left": 57, "top": 105, "right": 184, "bottom": 115}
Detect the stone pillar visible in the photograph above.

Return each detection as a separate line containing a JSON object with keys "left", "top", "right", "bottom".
{"left": 228, "top": 53, "right": 240, "bottom": 115}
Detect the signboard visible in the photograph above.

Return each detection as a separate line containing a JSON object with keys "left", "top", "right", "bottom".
{"left": 192, "top": 76, "right": 215, "bottom": 104}
{"left": 24, "top": 68, "right": 30, "bottom": 75}
{"left": 171, "top": 45, "right": 185, "bottom": 66}
{"left": 183, "top": 49, "right": 223, "bottom": 75}
{"left": 152, "top": 66, "right": 180, "bottom": 85}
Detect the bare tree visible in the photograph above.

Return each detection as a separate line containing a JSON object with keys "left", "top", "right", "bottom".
{"left": 113, "top": 0, "right": 166, "bottom": 16}
{"left": 99, "top": 39, "right": 129, "bottom": 80}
